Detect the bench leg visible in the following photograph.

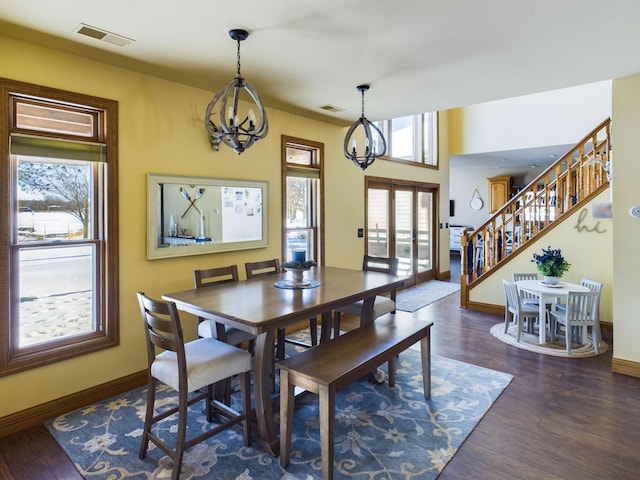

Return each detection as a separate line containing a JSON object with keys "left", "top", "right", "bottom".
{"left": 318, "top": 384, "right": 336, "bottom": 480}
{"left": 279, "top": 371, "right": 295, "bottom": 468}
{"left": 419, "top": 335, "right": 431, "bottom": 399}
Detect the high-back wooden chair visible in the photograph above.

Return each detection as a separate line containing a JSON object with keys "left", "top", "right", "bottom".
{"left": 333, "top": 255, "right": 399, "bottom": 335}
{"left": 136, "top": 292, "right": 252, "bottom": 480}
{"left": 245, "top": 259, "right": 318, "bottom": 360}
{"left": 194, "top": 265, "right": 255, "bottom": 350}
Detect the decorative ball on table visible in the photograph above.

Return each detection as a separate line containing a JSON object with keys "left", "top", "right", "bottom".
{"left": 531, "top": 246, "right": 571, "bottom": 285}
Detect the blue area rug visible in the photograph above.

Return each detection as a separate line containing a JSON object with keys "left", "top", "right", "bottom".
{"left": 395, "top": 281, "right": 461, "bottom": 312}
{"left": 46, "top": 345, "right": 511, "bottom": 479}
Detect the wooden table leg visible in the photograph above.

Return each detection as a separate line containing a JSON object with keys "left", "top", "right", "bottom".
{"left": 320, "top": 311, "right": 333, "bottom": 343}
{"left": 253, "top": 330, "right": 279, "bottom": 456}
{"left": 360, "top": 295, "right": 385, "bottom": 384}
{"left": 420, "top": 334, "right": 431, "bottom": 399}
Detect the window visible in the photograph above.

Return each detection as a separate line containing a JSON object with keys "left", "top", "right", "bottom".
{"left": 375, "top": 112, "right": 438, "bottom": 167}
{"left": 281, "top": 136, "right": 323, "bottom": 265}
{"left": 1, "top": 79, "right": 119, "bottom": 375}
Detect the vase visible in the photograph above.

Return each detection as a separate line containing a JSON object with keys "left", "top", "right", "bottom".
{"left": 287, "top": 268, "right": 311, "bottom": 287}
{"left": 543, "top": 275, "right": 559, "bottom": 285}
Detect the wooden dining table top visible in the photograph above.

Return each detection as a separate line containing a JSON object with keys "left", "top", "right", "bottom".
{"left": 162, "top": 265, "right": 407, "bottom": 456}
{"left": 163, "top": 265, "right": 407, "bottom": 334}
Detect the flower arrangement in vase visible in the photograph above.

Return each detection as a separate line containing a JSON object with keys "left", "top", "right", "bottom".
{"left": 531, "top": 246, "right": 570, "bottom": 284}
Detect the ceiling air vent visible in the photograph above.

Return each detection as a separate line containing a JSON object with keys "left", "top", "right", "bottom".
{"left": 76, "top": 24, "right": 134, "bottom": 47}
{"left": 319, "top": 105, "right": 345, "bottom": 113}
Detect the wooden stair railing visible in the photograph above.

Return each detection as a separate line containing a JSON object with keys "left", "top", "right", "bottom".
{"left": 460, "top": 117, "right": 611, "bottom": 307}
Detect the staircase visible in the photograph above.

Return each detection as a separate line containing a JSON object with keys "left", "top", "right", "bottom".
{"left": 460, "top": 117, "right": 611, "bottom": 307}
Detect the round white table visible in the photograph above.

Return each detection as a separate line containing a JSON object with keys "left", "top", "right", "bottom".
{"left": 515, "top": 279, "right": 590, "bottom": 344}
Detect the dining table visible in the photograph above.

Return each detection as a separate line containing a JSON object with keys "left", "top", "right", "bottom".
{"left": 162, "top": 265, "right": 406, "bottom": 456}
{"left": 515, "top": 279, "right": 590, "bottom": 344}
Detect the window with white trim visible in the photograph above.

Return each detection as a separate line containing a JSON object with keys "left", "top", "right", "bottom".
{"left": 375, "top": 112, "right": 438, "bottom": 167}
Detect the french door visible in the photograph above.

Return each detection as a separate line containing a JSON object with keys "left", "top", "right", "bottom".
{"left": 366, "top": 177, "right": 438, "bottom": 287}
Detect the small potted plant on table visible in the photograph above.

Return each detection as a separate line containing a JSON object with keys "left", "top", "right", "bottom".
{"left": 532, "top": 246, "right": 571, "bottom": 285}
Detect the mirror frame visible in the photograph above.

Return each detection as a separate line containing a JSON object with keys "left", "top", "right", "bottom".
{"left": 146, "top": 173, "right": 268, "bottom": 259}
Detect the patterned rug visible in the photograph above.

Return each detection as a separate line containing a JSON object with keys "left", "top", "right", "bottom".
{"left": 396, "top": 281, "right": 461, "bottom": 312}
{"left": 46, "top": 344, "right": 512, "bottom": 479}
{"left": 490, "top": 323, "right": 609, "bottom": 358}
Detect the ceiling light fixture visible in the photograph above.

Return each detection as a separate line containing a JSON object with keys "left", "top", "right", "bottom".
{"left": 343, "top": 84, "right": 386, "bottom": 170}
{"left": 205, "top": 28, "right": 268, "bottom": 154}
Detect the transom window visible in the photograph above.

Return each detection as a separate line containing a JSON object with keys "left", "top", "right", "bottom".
{"left": 1, "top": 79, "right": 119, "bottom": 375}
{"left": 375, "top": 112, "right": 438, "bottom": 167}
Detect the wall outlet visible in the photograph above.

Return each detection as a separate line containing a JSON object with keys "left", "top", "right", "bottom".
{"left": 630, "top": 206, "right": 640, "bottom": 218}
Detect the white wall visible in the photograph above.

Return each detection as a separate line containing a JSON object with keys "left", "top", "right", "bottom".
{"left": 449, "top": 167, "right": 547, "bottom": 229}
{"left": 450, "top": 81, "right": 612, "bottom": 155}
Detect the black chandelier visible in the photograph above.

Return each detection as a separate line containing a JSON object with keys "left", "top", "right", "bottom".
{"left": 343, "top": 84, "right": 387, "bottom": 170}
{"left": 205, "top": 28, "right": 268, "bottom": 154}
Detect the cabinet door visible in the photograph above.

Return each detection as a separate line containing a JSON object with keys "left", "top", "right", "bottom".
{"left": 488, "top": 176, "right": 512, "bottom": 213}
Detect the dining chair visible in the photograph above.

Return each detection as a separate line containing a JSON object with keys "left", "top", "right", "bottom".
{"left": 194, "top": 265, "right": 256, "bottom": 404}
{"left": 554, "top": 278, "right": 602, "bottom": 316}
{"left": 245, "top": 259, "right": 318, "bottom": 360}
{"left": 548, "top": 290, "right": 601, "bottom": 354}
{"left": 194, "top": 265, "right": 256, "bottom": 349}
{"left": 333, "top": 255, "right": 399, "bottom": 336}
{"left": 503, "top": 279, "right": 540, "bottom": 342}
{"left": 136, "top": 292, "right": 252, "bottom": 480}
{"left": 512, "top": 272, "right": 540, "bottom": 306}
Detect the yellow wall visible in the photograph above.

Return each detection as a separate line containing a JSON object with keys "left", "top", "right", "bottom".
{"left": 611, "top": 74, "right": 640, "bottom": 364}
{"left": 470, "top": 190, "right": 614, "bottom": 325}
{"left": 0, "top": 35, "right": 450, "bottom": 417}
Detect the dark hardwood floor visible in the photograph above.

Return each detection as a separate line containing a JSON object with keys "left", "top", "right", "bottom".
{"left": 1, "top": 265, "right": 639, "bottom": 479}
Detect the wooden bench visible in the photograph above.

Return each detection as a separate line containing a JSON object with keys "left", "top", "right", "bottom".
{"left": 277, "top": 314, "right": 432, "bottom": 480}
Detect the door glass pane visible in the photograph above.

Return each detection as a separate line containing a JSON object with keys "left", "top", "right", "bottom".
{"left": 394, "top": 190, "right": 413, "bottom": 276}
{"left": 417, "top": 191, "right": 432, "bottom": 272}
{"left": 18, "top": 244, "right": 96, "bottom": 347}
{"left": 367, "top": 188, "right": 389, "bottom": 257}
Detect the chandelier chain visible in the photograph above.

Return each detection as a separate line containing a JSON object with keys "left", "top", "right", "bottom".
{"left": 236, "top": 38, "right": 242, "bottom": 76}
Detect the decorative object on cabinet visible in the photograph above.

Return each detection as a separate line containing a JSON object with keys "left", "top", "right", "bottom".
{"left": 344, "top": 84, "right": 387, "bottom": 170}
{"left": 469, "top": 188, "right": 483, "bottom": 211}
{"left": 488, "top": 175, "right": 512, "bottom": 213}
{"left": 205, "top": 28, "right": 268, "bottom": 154}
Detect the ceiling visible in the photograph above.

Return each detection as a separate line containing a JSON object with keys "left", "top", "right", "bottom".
{"left": 2, "top": 1, "right": 640, "bottom": 134}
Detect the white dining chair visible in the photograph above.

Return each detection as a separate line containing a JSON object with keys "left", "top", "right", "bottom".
{"left": 554, "top": 279, "right": 602, "bottom": 316}
{"left": 503, "top": 280, "right": 540, "bottom": 342}
{"left": 512, "top": 273, "right": 540, "bottom": 307}
{"left": 549, "top": 290, "right": 601, "bottom": 354}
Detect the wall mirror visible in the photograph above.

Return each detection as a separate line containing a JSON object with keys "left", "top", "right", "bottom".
{"left": 147, "top": 173, "right": 268, "bottom": 259}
